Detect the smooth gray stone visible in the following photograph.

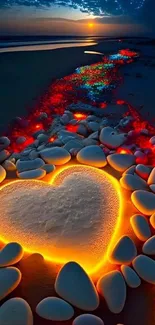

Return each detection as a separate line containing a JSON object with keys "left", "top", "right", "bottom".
{"left": 55, "top": 262, "right": 99, "bottom": 311}
{"left": 2, "top": 160, "right": 16, "bottom": 171}
{"left": 36, "top": 297, "right": 74, "bottom": 321}
{"left": 77, "top": 145, "right": 107, "bottom": 168}
{"left": 130, "top": 214, "right": 151, "bottom": 241}
{"left": 0, "top": 298, "right": 33, "bottom": 325}
{"left": 142, "top": 236, "right": 155, "bottom": 255}
{"left": 109, "top": 236, "right": 137, "bottom": 264}
{"left": 97, "top": 270, "right": 126, "bottom": 313}
{"left": 150, "top": 184, "right": 155, "bottom": 193}
{"left": 0, "top": 137, "right": 10, "bottom": 150}
{"left": 41, "top": 164, "right": 55, "bottom": 174}
{"left": 131, "top": 190, "right": 155, "bottom": 216}
{"left": 16, "top": 158, "right": 45, "bottom": 172}
{"left": 29, "top": 150, "right": 39, "bottom": 160}
{"left": 64, "top": 140, "right": 84, "bottom": 152}
{"left": 107, "top": 153, "right": 135, "bottom": 172}
{"left": 18, "top": 169, "right": 46, "bottom": 180}
{"left": 40, "top": 147, "right": 71, "bottom": 165}
{"left": 0, "top": 242, "right": 24, "bottom": 267}
{"left": 88, "top": 131, "right": 99, "bottom": 140}
{"left": 61, "top": 136, "right": 76, "bottom": 144}
{"left": 60, "top": 114, "right": 70, "bottom": 125}
{"left": 0, "top": 267, "right": 21, "bottom": 301}
{"left": 123, "top": 165, "right": 136, "bottom": 176}
{"left": 52, "top": 139, "right": 63, "bottom": 147}
{"left": 121, "top": 265, "right": 141, "bottom": 288}
{"left": 135, "top": 164, "right": 151, "bottom": 180}
{"left": 0, "top": 150, "right": 10, "bottom": 164}
{"left": 148, "top": 167, "right": 155, "bottom": 185}
{"left": 0, "top": 165, "right": 6, "bottom": 183}
{"left": 73, "top": 314, "right": 104, "bottom": 325}
{"left": 132, "top": 255, "right": 155, "bottom": 284}
{"left": 82, "top": 138, "right": 98, "bottom": 146}
{"left": 37, "top": 133, "right": 49, "bottom": 143}
{"left": 16, "top": 136, "right": 26, "bottom": 145}
{"left": 120, "top": 174, "right": 148, "bottom": 191}
{"left": 99, "top": 127, "right": 127, "bottom": 149}
{"left": 88, "top": 122, "right": 100, "bottom": 132}
{"left": 77, "top": 124, "right": 88, "bottom": 137}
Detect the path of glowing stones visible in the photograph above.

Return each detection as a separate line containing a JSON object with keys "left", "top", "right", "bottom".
{"left": 1, "top": 48, "right": 155, "bottom": 324}
{"left": 0, "top": 165, "right": 122, "bottom": 274}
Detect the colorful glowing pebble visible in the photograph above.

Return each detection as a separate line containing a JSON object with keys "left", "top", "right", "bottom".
{"left": 0, "top": 242, "right": 24, "bottom": 267}
{"left": 132, "top": 255, "right": 155, "bottom": 284}
{"left": 40, "top": 147, "right": 71, "bottom": 165}
{"left": 120, "top": 174, "right": 148, "bottom": 191}
{"left": 0, "top": 298, "right": 33, "bottom": 325}
{"left": 0, "top": 165, "right": 6, "bottom": 184}
{"left": 55, "top": 262, "right": 99, "bottom": 311}
{"left": 36, "top": 297, "right": 74, "bottom": 321}
{"left": 99, "top": 127, "right": 127, "bottom": 149}
{"left": 17, "top": 169, "right": 46, "bottom": 180}
{"left": 63, "top": 140, "right": 84, "bottom": 152}
{"left": 97, "top": 270, "right": 126, "bottom": 314}
{"left": 2, "top": 160, "right": 16, "bottom": 172}
{"left": 77, "top": 145, "right": 107, "bottom": 168}
{"left": 150, "top": 184, "right": 155, "bottom": 193}
{"left": 107, "top": 154, "right": 135, "bottom": 172}
{"left": 0, "top": 150, "right": 10, "bottom": 164}
{"left": 0, "top": 136, "right": 10, "bottom": 150}
{"left": 0, "top": 267, "right": 21, "bottom": 301}
{"left": 41, "top": 164, "right": 55, "bottom": 174}
{"left": 150, "top": 213, "right": 155, "bottom": 229}
{"left": 121, "top": 265, "right": 141, "bottom": 288}
{"left": 123, "top": 165, "right": 136, "bottom": 176}
{"left": 72, "top": 314, "right": 104, "bottom": 325}
{"left": 142, "top": 236, "right": 155, "bottom": 255}
{"left": 16, "top": 158, "right": 45, "bottom": 173}
{"left": 130, "top": 214, "right": 151, "bottom": 241}
{"left": 135, "top": 164, "right": 151, "bottom": 180}
{"left": 131, "top": 190, "right": 155, "bottom": 216}
{"left": 109, "top": 236, "right": 137, "bottom": 265}
{"left": 147, "top": 167, "right": 155, "bottom": 185}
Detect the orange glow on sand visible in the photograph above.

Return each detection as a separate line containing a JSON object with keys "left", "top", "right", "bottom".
{"left": 0, "top": 165, "right": 124, "bottom": 275}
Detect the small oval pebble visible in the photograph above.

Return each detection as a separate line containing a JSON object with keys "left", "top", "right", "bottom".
{"left": 131, "top": 190, "right": 155, "bottom": 216}
{"left": 120, "top": 174, "right": 148, "bottom": 191}
{"left": 150, "top": 213, "right": 155, "bottom": 229}
{"left": 77, "top": 145, "right": 107, "bottom": 168}
{"left": 130, "top": 214, "right": 151, "bottom": 241}
{"left": 0, "top": 242, "right": 24, "bottom": 267}
{"left": 17, "top": 169, "right": 46, "bottom": 180}
{"left": 135, "top": 164, "right": 151, "bottom": 180}
{"left": 40, "top": 147, "right": 71, "bottom": 165}
{"left": 150, "top": 184, "right": 155, "bottom": 193}
{"left": 109, "top": 236, "right": 137, "bottom": 265}
{"left": 148, "top": 167, "right": 155, "bottom": 185}
{"left": 41, "top": 164, "right": 55, "bottom": 174}
{"left": 0, "top": 298, "right": 33, "bottom": 325}
{"left": 121, "top": 265, "right": 141, "bottom": 288}
{"left": 107, "top": 154, "right": 135, "bottom": 172}
{"left": 123, "top": 165, "right": 136, "bottom": 176}
{"left": 0, "top": 165, "right": 6, "bottom": 183}
{"left": 36, "top": 297, "right": 74, "bottom": 321}
{"left": 0, "top": 267, "right": 21, "bottom": 301}
{"left": 133, "top": 255, "right": 155, "bottom": 284}
{"left": 2, "top": 160, "right": 16, "bottom": 171}
{"left": 55, "top": 262, "right": 99, "bottom": 311}
{"left": 142, "top": 236, "right": 155, "bottom": 255}
{"left": 16, "top": 158, "right": 45, "bottom": 173}
{"left": 73, "top": 314, "right": 104, "bottom": 325}
{"left": 0, "top": 136, "right": 10, "bottom": 150}
{"left": 97, "top": 270, "right": 126, "bottom": 313}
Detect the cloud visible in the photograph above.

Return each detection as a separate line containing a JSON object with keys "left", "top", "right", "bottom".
{"left": 0, "top": 0, "right": 147, "bottom": 16}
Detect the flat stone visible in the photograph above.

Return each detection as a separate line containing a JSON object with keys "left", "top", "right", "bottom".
{"left": 2, "top": 159, "right": 16, "bottom": 171}
{"left": 132, "top": 255, "right": 155, "bottom": 284}
{"left": 88, "top": 122, "right": 100, "bottom": 132}
{"left": 63, "top": 140, "right": 84, "bottom": 152}
{"left": 77, "top": 124, "right": 88, "bottom": 137}
{"left": 131, "top": 190, "right": 155, "bottom": 216}
{"left": 29, "top": 150, "right": 39, "bottom": 160}
{"left": 77, "top": 145, "right": 107, "bottom": 168}
{"left": 150, "top": 213, "right": 155, "bottom": 229}
{"left": 40, "top": 147, "right": 71, "bottom": 165}
{"left": 97, "top": 270, "right": 126, "bottom": 314}
{"left": 88, "top": 131, "right": 99, "bottom": 140}
{"left": 99, "top": 127, "right": 127, "bottom": 149}
{"left": 135, "top": 164, "right": 151, "bottom": 180}
{"left": 150, "top": 184, "right": 155, "bottom": 193}
{"left": 0, "top": 298, "right": 33, "bottom": 325}
{"left": 109, "top": 236, "right": 137, "bottom": 265}
{"left": 148, "top": 167, "right": 155, "bottom": 185}
{"left": 0, "top": 136, "right": 10, "bottom": 150}
{"left": 121, "top": 265, "right": 141, "bottom": 288}
{"left": 0, "top": 150, "right": 10, "bottom": 164}
{"left": 130, "top": 214, "right": 151, "bottom": 241}
{"left": 142, "top": 236, "right": 155, "bottom": 255}
{"left": 107, "top": 154, "right": 135, "bottom": 172}
{"left": 123, "top": 165, "right": 136, "bottom": 176}
{"left": 16, "top": 158, "right": 45, "bottom": 172}
{"left": 82, "top": 138, "right": 98, "bottom": 146}
{"left": 0, "top": 165, "right": 6, "bottom": 183}
{"left": 17, "top": 169, "right": 46, "bottom": 180}
{"left": 36, "top": 297, "right": 74, "bottom": 321}
{"left": 41, "top": 164, "right": 55, "bottom": 174}
{"left": 55, "top": 261, "right": 99, "bottom": 311}
{"left": 0, "top": 242, "right": 24, "bottom": 267}
{"left": 120, "top": 174, "right": 148, "bottom": 191}
{"left": 16, "top": 136, "right": 26, "bottom": 145}
{"left": 73, "top": 314, "right": 104, "bottom": 325}
{"left": 0, "top": 267, "right": 21, "bottom": 301}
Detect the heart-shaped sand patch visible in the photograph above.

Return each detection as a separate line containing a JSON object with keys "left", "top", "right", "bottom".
{"left": 0, "top": 165, "right": 121, "bottom": 272}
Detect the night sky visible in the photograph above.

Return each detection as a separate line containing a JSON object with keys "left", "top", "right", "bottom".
{"left": 0, "top": 0, "right": 154, "bottom": 36}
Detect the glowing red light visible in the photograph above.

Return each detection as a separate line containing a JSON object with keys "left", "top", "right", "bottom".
{"left": 100, "top": 103, "right": 107, "bottom": 109}
{"left": 117, "top": 148, "right": 132, "bottom": 155}
{"left": 74, "top": 113, "right": 87, "bottom": 120}
{"left": 117, "top": 100, "right": 125, "bottom": 105}
{"left": 66, "top": 124, "right": 78, "bottom": 133}
{"left": 49, "top": 136, "right": 56, "bottom": 143}
{"left": 35, "top": 123, "right": 43, "bottom": 130}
